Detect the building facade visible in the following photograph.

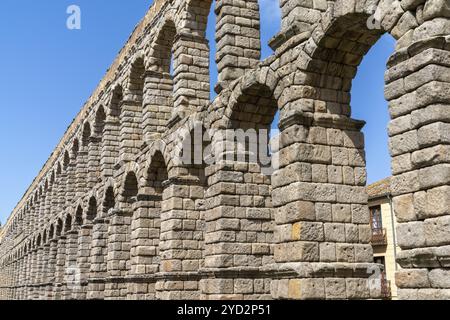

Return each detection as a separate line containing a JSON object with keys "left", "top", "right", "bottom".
{"left": 368, "top": 178, "right": 401, "bottom": 300}
{"left": 0, "top": 0, "right": 449, "bottom": 300}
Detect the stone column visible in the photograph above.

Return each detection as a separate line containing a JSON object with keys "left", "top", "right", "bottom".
{"left": 142, "top": 71, "right": 173, "bottom": 141}
{"left": 268, "top": 113, "right": 380, "bottom": 300}
{"left": 127, "top": 198, "right": 159, "bottom": 300}
{"left": 156, "top": 177, "right": 205, "bottom": 300}
{"left": 29, "top": 248, "right": 38, "bottom": 300}
{"left": 44, "top": 188, "right": 52, "bottom": 225}
{"left": 215, "top": 0, "right": 261, "bottom": 92}
{"left": 201, "top": 131, "right": 274, "bottom": 300}
{"left": 38, "top": 243, "right": 50, "bottom": 299}
{"left": 46, "top": 238, "right": 58, "bottom": 300}
{"left": 87, "top": 216, "right": 109, "bottom": 300}
{"left": 171, "top": 33, "right": 210, "bottom": 118}
{"left": 33, "top": 246, "right": 44, "bottom": 300}
{"left": 74, "top": 224, "right": 93, "bottom": 299}
{"left": 385, "top": 37, "right": 450, "bottom": 299}
{"left": 57, "top": 172, "right": 67, "bottom": 215}
{"left": 105, "top": 209, "right": 132, "bottom": 300}
{"left": 87, "top": 136, "right": 102, "bottom": 189}
{"left": 65, "top": 230, "right": 80, "bottom": 299}
{"left": 23, "top": 253, "right": 30, "bottom": 299}
{"left": 119, "top": 99, "right": 143, "bottom": 163}
{"left": 101, "top": 116, "right": 120, "bottom": 178}
{"left": 65, "top": 163, "right": 76, "bottom": 209}
{"left": 53, "top": 236, "right": 67, "bottom": 300}
{"left": 17, "top": 256, "right": 24, "bottom": 300}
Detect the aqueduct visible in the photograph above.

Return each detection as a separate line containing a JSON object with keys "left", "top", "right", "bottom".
{"left": 0, "top": 0, "right": 449, "bottom": 300}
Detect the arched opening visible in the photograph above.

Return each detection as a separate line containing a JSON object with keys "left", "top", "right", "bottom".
{"left": 110, "top": 85, "right": 124, "bottom": 118}
{"left": 202, "top": 78, "right": 278, "bottom": 298}
{"left": 121, "top": 57, "right": 145, "bottom": 159}
{"left": 86, "top": 197, "right": 97, "bottom": 224}
{"left": 122, "top": 172, "right": 139, "bottom": 205}
{"left": 152, "top": 20, "right": 176, "bottom": 76}
{"left": 103, "top": 186, "right": 115, "bottom": 216}
{"left": 64, "top": 214, "right": 72, "bottom": 233}
{"left": 128, "top": 152, "right": 168, "bottom": 298}
{"left": 268, "top": 6, "right": 450, "bottom": 299}
{"left": 102, "top": 86, "right": 123, "bottom": 174}
{"left": 82, "top": 122, "right": 91, "bottom": 148}
{"left": 74, "top": 206, "right": 83, "bottom": 227}
{"left": 351, "top": 34, "right": 395, "bottom": 184}
{"left": 94, "top": 106, "right": 106, "bottom": 136}
{"left": 129, "top": 58, "right": 145, "bottom": 103}
{"left": 143, "top": 20, "right": 176, "bottom": 137}
{"left": 63, "top": 151, "right": 70, "bottom": 171}
{"left": 71, "top": 139, "right": 79, "bottom": 158}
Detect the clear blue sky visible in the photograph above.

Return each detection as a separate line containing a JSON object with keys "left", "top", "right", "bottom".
{"left": 0, "top": 0, "right": 394, "bottom": 225}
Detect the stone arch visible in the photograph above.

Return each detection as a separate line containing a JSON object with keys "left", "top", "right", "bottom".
{"left": 179, "top": 0, "right": 213, "bottom": 37}
{"left": 63, "top": 151, "right": 70, "bottom": 171}
{"left": 82, "top": 122, "right": 92, "bottom": 148}
{"left": 109, "top": 84, "right": 124, "bottom": 118}
{"left": 64, "top": 213, "right": 73, "bottom": 233}
{"left": 71, "top": 138, "right": 80, "bottom": 159}
{"left": 127, "top": 54, "right": 146, "bottom": 103}
{"left": 94, "top": 105, "right": 106, "bottom": 136}
{"left": 225, "top": 67, "right": 280, "bottom": 130}
{"left": 85, "top": 197, "right": 98, "bottom": 224}
{"left": 268, "top": 0, "right": 450, "bottom": 300}
{"left": 147, "top": 16, "right": 177, "bottom": 74}
{"left": 121, "top": 170, "right": 139, "bottom": 206}
{"left": 127, "top": 149, "right": 170, "bottom": 299}
{"left": 102, "top": 183, "right": 116, "bottom": 217}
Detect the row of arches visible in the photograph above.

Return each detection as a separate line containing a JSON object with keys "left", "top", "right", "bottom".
{"left": 2, "top": 0, "right": 284, "bottom": 242}
{"left": 2, "top": 0, "right": 449, "bottom": 300}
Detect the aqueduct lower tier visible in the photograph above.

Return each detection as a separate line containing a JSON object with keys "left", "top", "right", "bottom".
{"left": 1, "top": 0, "right": 449, "bottom": 300}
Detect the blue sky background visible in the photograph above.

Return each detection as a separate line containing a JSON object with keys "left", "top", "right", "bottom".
{"left": 0, "top": 0, "right": 394, "bottom": 225}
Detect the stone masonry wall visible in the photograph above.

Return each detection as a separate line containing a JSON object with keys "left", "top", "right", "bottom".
{"left": 0, "top": 0, "right": 449, "bottom": 300}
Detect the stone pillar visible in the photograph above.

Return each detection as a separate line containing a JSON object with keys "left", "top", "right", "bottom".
{"left": 127, "top": 198, "right": 159, "bottom": 300}
{"left": 201, "top": 131, "right": 274, "bottom": 300}
{"left": 119, "top": 98, "right": 143, "bottom": 163}
{"left": 64, "top": 230, "right": 80, "bottom": 299}
{"left": 385, "top": 36, "right": 450, "bottom": 299}
{"left": 29, "top": 248, "right": 38, "bottom": 300}
{"left": 53, "top": 236, "right": 67, "bottom": 300}
{"left": 33, "top": 246, "right": 44, "bottom": 300}
{"left": 44, "top": 187, "right": 52, "bottom": 225}
{"left": 105, "top": 210, "right": 132, "bottom": 300}
{"left": 156, "top": 177, "right": 205, "bottom": 300}
{"left": 58, "top": 172, "right": 67, "bottom": 214}
{"left": 88, "top": 136, "right": 102, "bottom": 189}
{"left": 16, "top": 257, "right": 24, "bottom": 300}
{"left": 172, "top": 33, "right": 210, "bottom": 118}
{"left": 46, "top": 238, "right": 58, "bottom": 300}
{"left": 38, "top": 243, "right": 50, "bottom": 299}
{"left": 268, "top": 113, "right": 381, "bottom": 300}
{"left": 142, "top": 71, "right": 173, "bottom": 141}
{"left": 74, "top": 225, "right": 93, "bottom": 299}
{"left": 101, "top": 116, "right": 120, "bottom": 178}
{"left": 65, "top": 163, "right": 76, "bottom": 209}
{"left": 215, "top": 0, "right": 261, "bottom": 92}
{"left": 87, "top": 216, "right": 109, "bottom": 300}
{"left": 75, "top": 150, "right": 88, "bottom": 199}
{"left": 23, "top": 253, "right": 30, "bottom": 299}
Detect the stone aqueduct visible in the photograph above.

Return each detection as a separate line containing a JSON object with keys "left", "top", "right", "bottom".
{"left": 0, "top": 0, "right": 449, "bottom": 300}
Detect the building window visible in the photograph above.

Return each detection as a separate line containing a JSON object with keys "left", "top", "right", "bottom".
{"left": 370, "top": 206, "right": 383, "bottom": 232}
{"left": 374, "top": 256, "right": 386, "bottom": 269}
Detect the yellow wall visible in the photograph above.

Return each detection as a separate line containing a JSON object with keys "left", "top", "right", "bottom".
{"left": 369, "top": 197, "right": 401, "bottom": 300}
